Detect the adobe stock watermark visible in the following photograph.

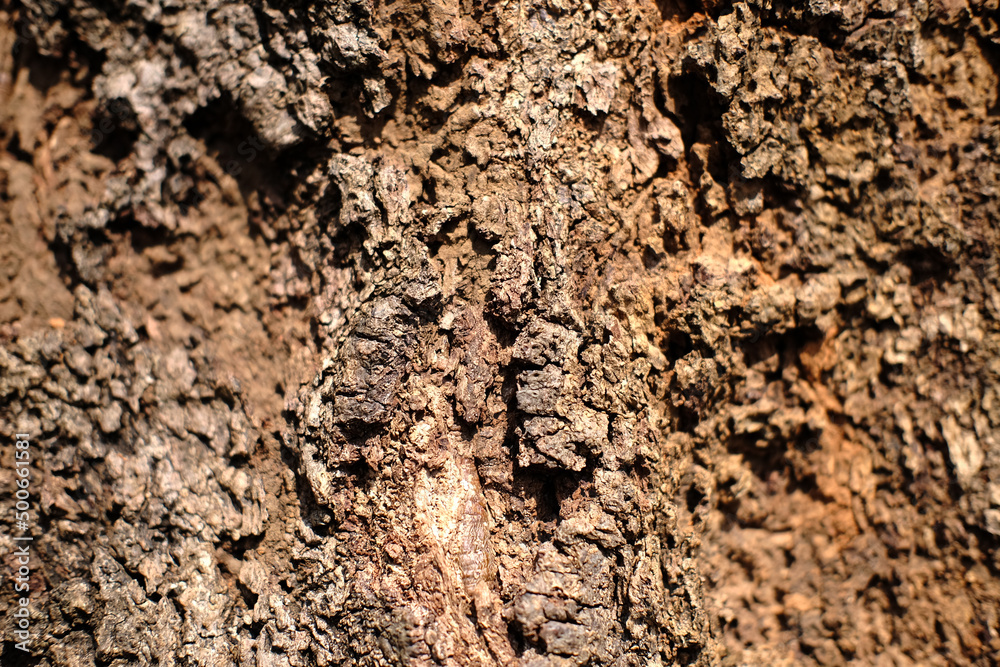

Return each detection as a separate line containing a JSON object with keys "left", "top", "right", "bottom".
{"left": 222, "top": 135, "right": 267, "bottom": 177}
{"left": 90, "top": 98, "right": 137, "bottom": 148}
{"left": 9, "top": 433, "right": 33, "bottom": 652}
{"left": 91, "top": 98, "right": 265, "bottom": 178}
{"left": 10, "top": 15, "right": 34, "bottom": 57}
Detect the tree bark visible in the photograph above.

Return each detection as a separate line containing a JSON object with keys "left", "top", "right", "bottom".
{"left": 2, "top": 1, "right": 1000, "bottom": 666}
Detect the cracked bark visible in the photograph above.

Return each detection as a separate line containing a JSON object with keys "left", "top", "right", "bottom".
{"left": 2, "top": 1, "right": 1000, "bottom": 666}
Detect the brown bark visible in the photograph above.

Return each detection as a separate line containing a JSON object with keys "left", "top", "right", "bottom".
{"left": 1, "top": 1, "right": 1000, "bottom": 666}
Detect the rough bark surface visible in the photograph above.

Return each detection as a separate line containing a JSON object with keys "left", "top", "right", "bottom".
{"left": 2, "top": 0, "right": 1000, "bottom": 666}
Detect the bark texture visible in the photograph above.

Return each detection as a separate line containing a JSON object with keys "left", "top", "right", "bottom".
{"left": 2, "top": 0, "right": 1000, "bottom": 666}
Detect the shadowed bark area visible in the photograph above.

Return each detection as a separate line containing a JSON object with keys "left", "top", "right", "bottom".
{"left": 1, "top": 1, "right": 1000, "bottom": 665}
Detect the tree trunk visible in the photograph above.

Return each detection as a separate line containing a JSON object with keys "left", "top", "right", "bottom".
{"left": 2, "top": 0, "right": 1000, "bottom": 665}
